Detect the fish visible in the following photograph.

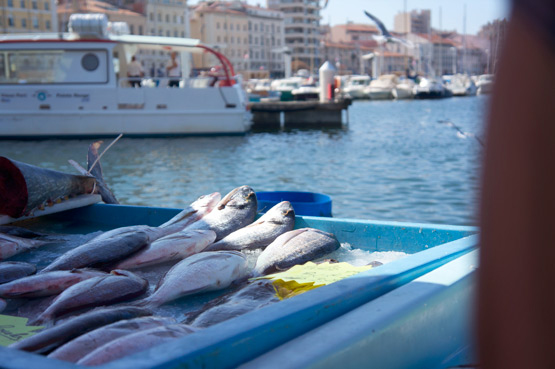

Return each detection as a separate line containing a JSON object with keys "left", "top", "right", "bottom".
{"left": 185, "top": 186, "right": 258, "bottom": 241}
{"left": 77, "top": 324, "right": 197, "bottom": 366}
{"left": 136, "top": 251, "right": 249, "bottom": 309}
{"left": 253, "top": 228, "right": 341, "bottom": 276}
{"left": 185, "top": 279, "right": 279, "bottom": 328}
{"left": 0, "top": 233, "right": 55, "bottom": 261}
{"left": 113, "top": 229, "right": 217, "bottom": 270}
{"left": 86, "top": 141, "right": 119, "bottom": 205}
{"left": 33, "top": 270, "right": 148, "bottom": 325}
{"left": 0, "top": 261, "right": 36, "bottom": 284}
{"left": 0, "top": 268, "right": 107, "bottom": 299}
{"left": 0, "top": 225, "right": 54, "bottom": 239}
{"left": 47, "top": 316, "right": 176, "bottom": 363}
{"left": 41, "top": 231, "right": 150, "bottom": 272}
{"left": 9, "top": 306, "right": 152, "bottom": 353}
{"left": 205, "top": 201, "right": 295, "bottom": 251}
{"left": 90, "top": 192, "right": 220, "bottom": 244}
{"left": 0, "top": 156, "right": 96, "bottom": 218}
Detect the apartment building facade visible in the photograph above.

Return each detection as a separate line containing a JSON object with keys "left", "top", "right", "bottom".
{"left": 393, "top": 9, "right": 431, "bottom": 34}
{"left": 1, "top": 0, "right": 57, "bottom": 33}
{"left": 190, "top": 1, "right": 285, "bottom": 79}
{"left": 267, "top": 0, "right": 321, "bottom": 74}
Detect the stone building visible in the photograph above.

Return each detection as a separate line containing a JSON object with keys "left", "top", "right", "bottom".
{"left": 1, "top": 0, "right": 57, "bottom": 33}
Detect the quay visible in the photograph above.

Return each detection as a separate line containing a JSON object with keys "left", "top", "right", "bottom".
{"left": 249, "top": 99, "right": 352, "bottom": 130}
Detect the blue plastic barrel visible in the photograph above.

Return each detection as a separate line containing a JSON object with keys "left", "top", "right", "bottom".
{"left": 256, "top": 191, "right": 333, "bottom": 217}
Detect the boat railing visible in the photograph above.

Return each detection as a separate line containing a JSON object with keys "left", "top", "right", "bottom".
{"left": 118, "top": 76, "right": 230, "bottom": 89}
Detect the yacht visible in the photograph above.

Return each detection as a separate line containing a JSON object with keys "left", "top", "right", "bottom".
{"left": 443, "top": 74, "right": 477, "bottom": 97}
{"left": 392, "top": 77, "right": 415, "bottom": 99}
{"left": 0, "top": 14, "right": 250, "bottom": 138}
{"left": 366, "top": 74, "right": 397, "bottom": 100}
{"left": 413, "top": 77, "right": 450, "bottom": 99}
{"left": 476, "top": 74, "right": 494, "bottom": 95}
{"left": 343, "top": 75, "right": 371, "bottom": 99}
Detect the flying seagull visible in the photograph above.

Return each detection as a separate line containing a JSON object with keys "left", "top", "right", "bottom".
{"left": 364, "top": 10, "right": 414, "bottom": 49}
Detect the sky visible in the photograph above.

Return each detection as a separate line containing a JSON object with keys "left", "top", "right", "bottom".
{"left": 189, "top": 0, "right": 511, "bottom": 35}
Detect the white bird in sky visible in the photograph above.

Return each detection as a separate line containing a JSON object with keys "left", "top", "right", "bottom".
{"left": 364, "top": 10, "right": 414, "bottom": 49}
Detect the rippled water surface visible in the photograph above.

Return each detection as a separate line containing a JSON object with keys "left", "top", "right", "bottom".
{"left": 1, "top": 96, "right": 486, "bottom": 226}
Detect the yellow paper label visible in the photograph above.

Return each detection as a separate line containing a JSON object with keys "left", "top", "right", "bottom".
{"left": 255, "top": 262, "right": 374, "bottom": 300}
{"left": 0, "top": 315, "right": 44, "bottom": 346}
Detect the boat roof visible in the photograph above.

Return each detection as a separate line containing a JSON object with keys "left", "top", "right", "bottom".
{"left": 0, "top": 32, "right": 204, "bottom": 53}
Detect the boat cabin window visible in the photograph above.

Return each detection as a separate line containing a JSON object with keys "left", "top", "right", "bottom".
{"left": 0, "top": 49, "right": 109, "bottom": 85}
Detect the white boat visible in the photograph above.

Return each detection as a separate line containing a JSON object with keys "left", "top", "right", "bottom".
{"left": 0, "top": 14, "right": 250, "bottom": 139}
{"left": 413, "top": 77, "right": 450, "bottom": 99}
{"left": 271, "top": 77, "right": 304, "bottom": 101}
{"left": 392, "top": 77, "right": 415, "bottom": 100}
{"left": 443, "top": 74, "right": 477, "bottom": 97}
{"left": 476, "top": 74, "right": 494, "bottom": 95}
{"left": 291, "top": 83, "right": 320, "bottom": 101}
{"left": 343, "top": 75, "right": 371, "bottom": 99}
{"left": 366, "top": 74, "right": 397, "bottom": 100}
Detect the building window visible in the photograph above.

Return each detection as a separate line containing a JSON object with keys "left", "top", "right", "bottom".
{"left": 255, "top": 37, "right": 258, "bottom": 44}
{"left": 254, "top": 24, "right": 257, "bottom": 32}
{"left": 231, "top": 36, "right": 234, "bottom": 43}
{"left": 21, "top": 18, "right": 26, "bottom": 28}
{"left": 230, "top": 23, "right": 233, "bottom": 30}
{"left": 149, "top": 13, "right": 154, "bottom": 21}
{"left": 157, "top": 13, "right": 161, "bottom": 22}
{"left": 8, "top": 0, "right": 13, "bottom": 7}
{"left": 166, "top": 30, "right": 170, "bottom": 37}
{"left": 217, "top": 22, "right": 220, "bottom": 29}
{"left": 224, "top": 22, "right": 227, "bottom": 30}
{"left": 181, "top": 31, "right": 184, "bottom": 37}
{"left": 32, "top": 16, "right": 38, "bottom": 29}
{"left": 20, "top": 0, "right": 24, "bottom": 8}
{"left": 165, "top": 14, "right": 169, "bottom": 23}
{"left": 158, "top": 29, "right": 163, "bottom": 36}
{"left": 129, "top": 24, "right": 134, "bottom": 34}
{"left": 32, "top": 0, "right": 37, "bottom": 9}
{"left": 243, "top": 24, "right": 246, "bottom": 31}
{"left": 244, "top": 37, "right": 247, "bottom": 44}
{"left": 174, "top": 30, "right": 177, "bottom": 37}
{"left": 217, "top": 36, "right": 220, "bottom": 42}
{"left": 173, "top": 15, "right": 176, "bottom": 23}
{"left": 139, "top": 25, "right": 143, "bottom": 35}
{"left": 46, "top": 20, "right": 50, "bottom": 29}
{"left": 44, "top": 1, "right": 48, "bottom": 10}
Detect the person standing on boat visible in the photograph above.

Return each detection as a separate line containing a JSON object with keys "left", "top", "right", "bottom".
{"left": 166, "top": 51, "right": 181, "bottom": 88}
{"left": 127, "top": 55, "right": 144, "bottom": 88}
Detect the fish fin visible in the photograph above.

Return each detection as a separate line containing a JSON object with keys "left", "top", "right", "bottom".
{"left": 87, "top": 140, "right": 119, "bottom": 204}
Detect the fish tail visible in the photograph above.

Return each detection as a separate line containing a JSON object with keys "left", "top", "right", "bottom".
{"left": 87, "top": 140, "right": 119, "bottom": 204}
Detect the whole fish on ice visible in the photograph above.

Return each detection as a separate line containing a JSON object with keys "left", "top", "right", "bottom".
{"left": 90, "top": 192, "right": 220, "bottom": 244}
{"left": 137, "top": 251, "right": 249, "bottom": 308}
{"left": 33, "top": 270, "right": 148, "bottom": 325}
{"left": 48, "top": 316, "right": 176, "bottom": 363}
{"left": 77, "top": 324, "right": 197, "bottom": 366}
{"left": 185, "top": 279, "right": 279, "bottom": 328}
{"left": 10, "top": 305, "right": 151, "bottom": 353}
{"left": 186, "top": 186, "right": 258, "bottom": 241}
{"left": 0, "top": 268, "right": 107, "bottom": 299}
{"left": 114, "top": 229, "right": 216, "bottom": 270}
{"left": 253, "top": 228, "right": 340, "bottom": 276}
{"left": 205, "top": 201, "right": 295, "bottom": 251}
{"left": 41, "top": 231, "right": 150, "bottom": 272}
{"left": 0, "top": 261, "right": 36, "bottom": 284}
{"left": 0, "top": 233, "right": 56, "bottom": 261}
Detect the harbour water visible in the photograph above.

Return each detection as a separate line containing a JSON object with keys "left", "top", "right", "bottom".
{"left": 0, "top": 96, "right": 486, "bottom": 226}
